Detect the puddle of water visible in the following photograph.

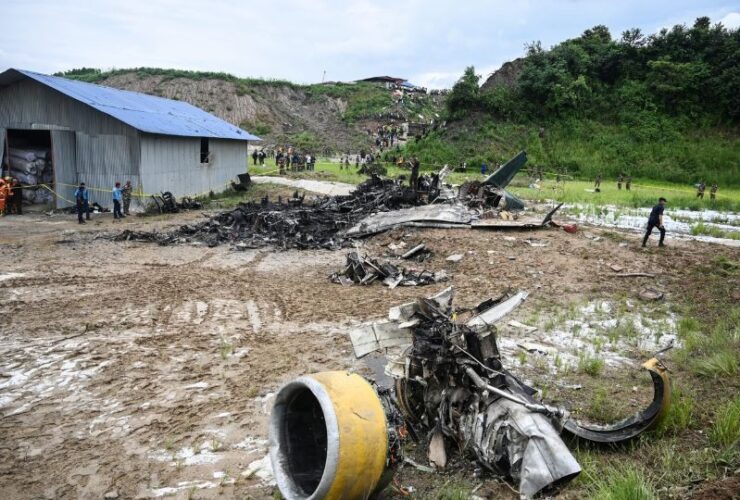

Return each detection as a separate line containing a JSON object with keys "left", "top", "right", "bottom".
{"left": 562, "top": 204, "right": 740, "bottom": 246}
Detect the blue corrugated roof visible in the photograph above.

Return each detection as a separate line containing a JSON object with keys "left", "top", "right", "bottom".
{"left": 6, "top": 69, "right": 260, "bottom": 141}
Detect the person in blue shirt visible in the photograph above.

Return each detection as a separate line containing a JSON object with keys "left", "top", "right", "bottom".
{"left": 112, "top": 182, "right": 124, "bottom": 220}
{"left": 74, "top": 182, "right": 90, "bottom": 224}
{"left": 481, "top": 162, "right": 488, "bottom": 175}
{"left": 642, "top": 197, "right": 667, "bottom": 247}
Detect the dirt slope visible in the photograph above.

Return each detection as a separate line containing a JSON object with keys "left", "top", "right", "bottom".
{"left": 84, "top": 71, "right": 443, "bottom": 153}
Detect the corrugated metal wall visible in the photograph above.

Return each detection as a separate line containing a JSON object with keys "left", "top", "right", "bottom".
{"left": 0, "top": 78, "right": 142, "bottom": 208}
{"left": 50, "top": 130, "right": 77, "bottom": 207}
{"left": 139, "top": 135, "right": 248, "bottom": 198}
{"left": 75, "top": 133, "right": 141, "bottom": 207}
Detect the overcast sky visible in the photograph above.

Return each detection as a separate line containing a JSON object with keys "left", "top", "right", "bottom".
{"left": 1, "top": 0, "right": 738, "bottom": 88}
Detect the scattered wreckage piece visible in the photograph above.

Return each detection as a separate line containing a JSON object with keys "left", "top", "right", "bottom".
{"left": 149, "top": 191, "right": 203, "bottom": 214}
{"left": 231, "top": 172, "right": 252, "bottom": 192}
{"left": 329, "top": 252, "right": 448, "bottom": 288}
{"left": 269, "top": 371, "right": 405, "bottom": 500}
{"left": 563, "top": 358, "right": 671, "bottom": 443}
{"left": 344, "top": 204, "right": 477, "bottom": 238}
{"left": 345, "top": 202, "right": 563, "bottom": 238}
{"left": 339, "top": 287, "right": 672, "bottom": 498}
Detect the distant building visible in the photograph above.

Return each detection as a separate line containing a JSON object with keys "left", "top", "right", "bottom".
{"left": 358, "top": 76, "right": 407, "bottom": 88}
{"left": 0, "top": 68, "right": 260, "bottom": 208}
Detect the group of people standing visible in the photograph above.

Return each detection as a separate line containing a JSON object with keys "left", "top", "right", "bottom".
{"left": 695, "top": 181, "right": 719, "bottom": 200}
{"left": 251, "top": 149, "right": 267, "bottom": 165}
{"left": 73, "top": 180, "right": 132, "bottom": 224}
{"left": 594, "top": 174, "right": 632, "bottom": 191}
{"left": 274, "top": 147, "right": 316, "bottom": 174}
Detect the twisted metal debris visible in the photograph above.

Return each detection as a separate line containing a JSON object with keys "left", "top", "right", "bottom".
{"left": 350, "top": 287, "right": 672, "bottom": 497}
{"left": 329, "top": 251, "right": 447, "bottom": 288}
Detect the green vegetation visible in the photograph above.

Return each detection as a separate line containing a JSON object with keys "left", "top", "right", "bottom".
{"left": 578, "top": 354, "right": 605, "bottom": 376}
{"left": 709, "top": 396, "right": 740, "bottom": 450}
{"left": 589, "top": 465, "right": 657, "bottom": 500}
{"left": 691, "top": 222, "right": 740, "bottom": 240}
{"left": 432, "top": 482, "right": 472, "bottom": 500}
{"left": 56, "top": 67, "right": 299, "bottom": 88}
{"left": 676, "top": 302, "right": 739, "bottom": 378}
{"left": 287, "top": 131, "right": 322, "bottom": 151}
{"left": 402, "top": 116, "right": 739, "bottom": 187}
{"left": 423, "top": 17, "right": 739, "bottom": 186}
{"left": 584, "top": 387, "right": 620, "bottom": 423}
{"left": 655, "top": 387, "right": 695, "bottom": 436}
{"left": 240, "top": 121, "right": 272, "bottom": 137}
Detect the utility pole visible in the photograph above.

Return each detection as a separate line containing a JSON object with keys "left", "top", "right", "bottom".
{"left": 322, "top": 70, "right": 326, "bottom": 83}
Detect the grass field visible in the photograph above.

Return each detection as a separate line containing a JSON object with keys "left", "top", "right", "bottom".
{"left": 247, "top": 159, "right": 740, "bottom": 212}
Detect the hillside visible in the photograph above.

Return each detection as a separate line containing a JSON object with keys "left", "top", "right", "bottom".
{"left": 403, "top": 17, "right": 740, "bottom": 186}
{"left": 56, "top": 68, "right": 444, "bottom": 153}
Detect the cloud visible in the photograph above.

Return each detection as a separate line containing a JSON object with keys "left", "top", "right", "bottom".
{"left": 0, "top": 0, "right": 736, "bottom": 87}
{"left": 719, "top": 11, "right": 740, "bottom": 29}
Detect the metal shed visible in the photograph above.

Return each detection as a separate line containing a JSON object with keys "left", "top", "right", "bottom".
{"left": 0, "top": 68, "right": 260, "bottom": 209}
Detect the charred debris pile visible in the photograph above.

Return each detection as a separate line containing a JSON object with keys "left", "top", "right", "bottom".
{"left": 116, "top": 151, "right": 558, "bottom": 249}
{"left": 117, "top": 175, "right": 424, "bottom": 249}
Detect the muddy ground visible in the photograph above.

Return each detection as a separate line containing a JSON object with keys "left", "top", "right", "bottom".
{"left": 0, "top": 206, "right": 737, "bottom": 499}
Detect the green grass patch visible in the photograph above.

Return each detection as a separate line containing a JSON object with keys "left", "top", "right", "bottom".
{"left": 590, "top": 465, "right": 657, "bottom": 500}
{"left": 584, "top": 387, "right": 620, "bottom": 423}
{"left": 578, "top": 354, "right": 605, "bottom": 377}
{"left": 709, "top": 396, "right": 740, "bottom": 451}
{"left": 655, "top": 387, "right": 695, "bottom": 436}
{"left": 433, "top": 482, "right": 472, "bottom": 500}
{"left": 691, "top": 222, "right": 740, "bottom": 240}
{"left": 692, "top": 351, "right": 738, "bottom": 378}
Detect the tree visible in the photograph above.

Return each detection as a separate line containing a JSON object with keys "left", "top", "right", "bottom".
{"left": 446, "top": 66, "right": 481, "bottom": 117}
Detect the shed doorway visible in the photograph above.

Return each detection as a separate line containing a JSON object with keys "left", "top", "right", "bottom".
{"left": 5, "top": 129, "right": 54, "bottom": 209}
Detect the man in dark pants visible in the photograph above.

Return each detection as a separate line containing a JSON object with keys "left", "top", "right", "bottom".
{"left": 112, "top": 182, "right": 124, "bottom": 220}
{"left": 74, "top": 182, "right": 90, "bottom": 224}
{"left": 642, "top": 197, "right": 667, "bottom": 247}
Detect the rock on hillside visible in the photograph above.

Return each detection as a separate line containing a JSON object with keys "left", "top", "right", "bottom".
{"left": 100, "top": 73, "right": 360, "bottom": 152}
{"left": 481, "top": 58, "right": 525, "bottom": 91}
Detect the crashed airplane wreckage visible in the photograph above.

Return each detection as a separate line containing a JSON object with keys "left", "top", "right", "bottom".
{"left": 269, "top": 288, "right": 672, "bottom": 499}
{"left": 116, "top": 151, "right": 561, "bottom": 249}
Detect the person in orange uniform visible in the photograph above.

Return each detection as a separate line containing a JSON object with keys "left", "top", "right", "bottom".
{"left": 0, "top": 177, "right": 9, "bottom": 216}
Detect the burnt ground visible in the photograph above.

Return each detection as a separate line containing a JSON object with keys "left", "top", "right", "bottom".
{"left": 0, "top": 205, "right": 737, "bottom": 499}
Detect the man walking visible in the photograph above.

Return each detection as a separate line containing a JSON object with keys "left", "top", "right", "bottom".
{"left": 626, "top": 175, "right": 632, "bottom": 191}
{"left": 710, "top": 183, "right": 718, "bottom": 200}
{"left": 112, "top": 182, "right": 124, "bottom": 220}
{"left": 642, "top": 197, "right": 667, "bottom": 248}
{"left": 617, "top": 174, "right": 623, "bottom": 190}
{"left": 122, "top": 180, "right": 133, "bottom": 215}
{"left": 594, "top": 174, "right": 602, "bottom": 190}
{"left": 74, "top": 182, "right": 90, "bottom": 224}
